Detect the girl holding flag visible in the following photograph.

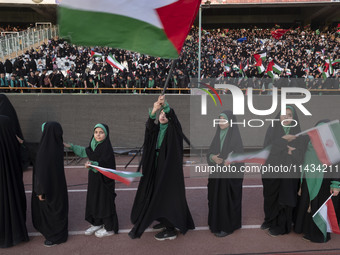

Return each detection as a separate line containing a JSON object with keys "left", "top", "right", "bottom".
{"left": 294, "top": 120, "right": 340, "bottom": 243}
{"left": 64, "top": 123, "right": 119, "bottom": 238}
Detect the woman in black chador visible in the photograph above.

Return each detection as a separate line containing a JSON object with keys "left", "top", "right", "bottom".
{"left": 207, "top": 111, "right": 244, "bottom": 237}
{"left": 32, "top": 122, "right": 68, "bottom": 247}
{"left": 65, "top": 123, "right": 119, "bottom": 238}
{"left": 0, "top": 115, "right": 29, "bottom": 248}
{"left": 261, "top": 105, "right": 302, "bottom": 236}
{"left": 129, "top": 95, "right": 195, "bottom": 241}
{"left": 294, "top": 120, "right": 340, "bottom": 243}
{"left": 0, "top": 94, "right": 30, "bottom": 170}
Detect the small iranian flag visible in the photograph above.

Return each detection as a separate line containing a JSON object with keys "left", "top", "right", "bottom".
{"left": 286, "top": 68, "right": 292, "bottom": 76}
{"left": 313, "top": 194, "right": 340, "bottom": 242}
{"left": 89, "top": 165, "right": 143, "bottom": 185}
{"left": 106, "top": 54, "right": 125, "bottom": 71}
{"left": 225, "top": 146, "right": 271, "bottom": 165}
{"left": 265, "top": 61, "right": 274, "bottom": 78}
{"left": 90, "top": 50, "right": 102, "bottom": 58}
{"left": 59, "top": 0, "right": 201, "bottom": 59}
{"left": 298, "top": 120, "right": 340, "bottom": 165}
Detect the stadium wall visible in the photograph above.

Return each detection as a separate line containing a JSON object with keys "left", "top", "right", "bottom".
{"left": 6, "top": 94, "right": 340, "bottom": 149}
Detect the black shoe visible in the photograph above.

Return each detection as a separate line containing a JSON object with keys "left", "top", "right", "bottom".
{"left": 154, "top": 229, "right": 177, "bottom": 241}
{"left": 214, "top": 231, "right": 232, "bottom": 238}
{"left": 152, "top": 223, "right": 166, "bottom": 230}
{"left": 268, "top": 227, "right": 282, "bottom": 237}
{"left": 302, "top": 235, "right": 311, "bottom": 242}
{"left": 260, "top": 222, "right": 271, "bottom": 230}
{"left": 44, "top": 240, "right": 57, "bottom": 247}
{"left": 128, "top": 230, "right": 138, "bottom": 240}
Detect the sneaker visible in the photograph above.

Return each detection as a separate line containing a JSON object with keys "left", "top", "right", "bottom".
{"left": 152, "top": 223, "right": 166, "bottom": 231}
{"left": 214, "top": 231, "right": 232, "bottom": 238}
{"left": 154, "top": 229, "right": 177, "bottom": 241}
{"left": 85, "top": 225, "right": 103, "bottom": 235}
{"left": 44, "top": 240, "right": 57, "bottom": 247}
{"left": 260, "top": 222, "right": 271, "bottom": 230}
{"left": 94, "top": 228, "right": 115, "bottom": 238}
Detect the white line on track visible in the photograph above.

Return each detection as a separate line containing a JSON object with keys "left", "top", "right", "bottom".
{"left": 25, "top": 185, "right": 263, "bottom": 193}
{"left": 28, "top": 225, "right": 261, "bottom": 237}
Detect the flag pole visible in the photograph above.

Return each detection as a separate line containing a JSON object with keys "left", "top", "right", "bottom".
{"left": 162, "top": 59, "right": 177, "bottom": 95}
{"left": 312, "top": 194, "right": 333, "bottom": 218}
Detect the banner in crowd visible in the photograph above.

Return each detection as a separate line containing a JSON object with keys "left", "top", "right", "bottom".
{"left": 59, "top": 0, "right": 201, "bottom": 59}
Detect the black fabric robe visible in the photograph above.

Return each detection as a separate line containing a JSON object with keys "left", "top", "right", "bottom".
{"left": 31, "top": 122, "right": 68, "bottom": 244}
{"left": 0, "top": 115, "right": 29, "bottom": 248}
{"left": 130, "top": 108, "right": 195, "bottom": 238}
{"left": 207, "top": 110, "right": 244, "bottom": 234}
{"left": 294, "top": 120, "right": 340, "bottom": 243}
{"left": 262, "top": 106, "right": 303, "bottom": 234}
{"left": 0, "top": 94, "right": 30, "bottom": 170}
{"left": 85, "top": 124, "right": 118, "bottom": 233}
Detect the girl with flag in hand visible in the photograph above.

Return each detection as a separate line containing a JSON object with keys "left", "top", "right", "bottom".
{"left": 294, "top": 119, "right": 340, "bottom": 243}
{"left": 64, "top": 123, "right": 119, "bottom": 238}
{"left": 129, "top": 95, "right": 195, "bottom": 241}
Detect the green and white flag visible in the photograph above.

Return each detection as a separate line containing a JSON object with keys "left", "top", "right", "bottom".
{"left": 59, "top": 0, "right": 201, "bottom": 59}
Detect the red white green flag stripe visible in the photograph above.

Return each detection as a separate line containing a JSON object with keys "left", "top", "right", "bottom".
{"left": 297, "top": 120, "right": 340, "bottom": 165}
{"left": 273, "top": 61, "right": 283, "bottom": 74}
{"left": 313, "top": 194, "right": 340, "bottom": 242}
{"left": 265, "top": 61, "right": 274, "bottom": 78}
{"left": 225, "top": 146, "right": 272, "bottom": 165}
{"left": 59, "top": 0, "right": 200, "bottom": 59}
{"left": 106, "top": 54, "right": 124, "bottom": 71}
{"left": 89, "top": 164, "right": 143, "bottom": 185}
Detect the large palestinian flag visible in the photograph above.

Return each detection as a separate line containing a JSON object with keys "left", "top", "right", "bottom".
{"left": 59, "top": 0, "right": 201, "bottom": 59}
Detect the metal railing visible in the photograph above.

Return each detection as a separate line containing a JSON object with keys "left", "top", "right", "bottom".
{"left": 0, "top": 25, "right": 59, "bottom": 61}
{"left": 1, "top": 87, "right": 339, "bottom": 94}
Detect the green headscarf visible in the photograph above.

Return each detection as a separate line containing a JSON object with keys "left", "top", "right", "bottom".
{"left": 157, "top": 123, "right": 168, "bottom": 149}
{"left": 90, "top": 124, "right": 107, "bottom": 151}
{"left": 219, "top": 113, "right": 229, "bottom": 151}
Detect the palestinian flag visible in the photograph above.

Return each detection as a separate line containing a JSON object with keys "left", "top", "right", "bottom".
{"left": 106, "top": 54, "right": 124, "bottom": 71}
{"left": 273, "top": 61, "right": 283, "bottom": 74}
{"left": 226, "top": 146, "right": 271, "bottom": 165}
{"left": 90, "top": 50, "right": 102, "bottom": 58}
{"left": 265, "top": 61, "right": 274, "bottom": 78}
{"left": 336, "top": 29, "right": 340, "bottom": 35}
{"left": 300, "top": 120, "right": 340, "bottom": 165}
{"left": 271, "top": 29, "right": 289, "bottom": 40}
{"left": 313, "top": 194, "right": 340, "bottom": 242}
{"left": 89, "top": 165, "right": 143, "bottom": 185}
{"left": 225, "top": 64, "right": 231, "bottom": 73}
{"left": 254, "top": 51, "right": 266, "bottom": 74}
{"left": 59, "top": 0, "right": 201, "bottom": 59}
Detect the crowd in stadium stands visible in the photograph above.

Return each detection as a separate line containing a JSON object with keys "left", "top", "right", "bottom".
{"left": 0, "top": 24, "right": 339, "bottom": 94}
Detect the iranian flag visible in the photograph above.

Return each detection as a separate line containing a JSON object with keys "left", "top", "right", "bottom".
{"left": 313, "top": 194, "right": 340, "bottom": 242}
{"left": 90, "top": 50, "right": 102, "bottom": 58}
{"left": 317, "top": 66, "right": 329, "bottom": 79}
{"left": 106, "top": 54, "right": 125, "bottom": 71}
{"left": 225, "top": 146, "right": 271, "bottom": 165}
{"left": 265, "top": 60, "right": 274, "bottom": 78}
{"left": 59, "top": 0, "right": 201, "bottom": 59}
{"left": 298, "top": 120, "right": 340, "bottom": 165}
{"left": 89, "top": 165, "right": 143, "bottom": 185}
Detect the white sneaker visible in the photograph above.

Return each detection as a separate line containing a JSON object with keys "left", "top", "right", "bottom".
{"left": 85, "top": 225, "right": 103, "bottom": 235}
{"left": 94, "top": 228, "right": 115, "bottom": 238}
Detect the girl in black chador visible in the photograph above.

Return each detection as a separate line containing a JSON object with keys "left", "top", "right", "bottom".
{"left": 207, "top": 111, "right": 244, "bottom": 237}
{"left": 32, "top": 122, "right": 68, "bottom": 247}
{"left": 129, "top": 95, "right": 195, "bottom": 241}
{"left": 0, "top": 115, "right": 29, "bottom": 248}
{"left": 64, "top": 123, "right": 119, "bottom": 238}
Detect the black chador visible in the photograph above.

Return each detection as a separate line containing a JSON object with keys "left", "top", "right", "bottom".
{"left": 0, "top": 115, "right": 29, "bottom": 248}
{"left": 261, "top": 106, "right": 302, "bottom": 236}
{"left": 207, "top": 111, "right": 244, "bottom": 237}
{"left": 129, "top": 104, "right": 195, "bottom": 238}
{"left": 31, "top": 122, "right": 68, "bottom": 245}
{"left": 0, "top": 94, "right": 30, "bottom": 170}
